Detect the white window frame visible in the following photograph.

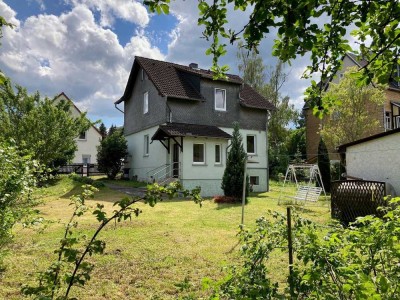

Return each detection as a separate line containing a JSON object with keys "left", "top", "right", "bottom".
{"left": 246, "top": 135, "right": 256, "bottom": 155}
{"left": 144, "top": 135, "right": 149, "bottom": 156}
{"left": 250, "top": 176, "right": 259, "bottom": 186}
{"left": 215, "top": 144, "right": 222, "bottom": 164}
{"left": 193, "top": 143, "right": 205, "bottom": 164}
{"left": 214, "top": 88, "right": 226, "bottom": 111}
{"left": 385, "top": 111, "right": 392, "bottom": 131}
{"left": 143, "top": 91, "right": 149, "bottom": 114}
{"left": 78, "top": 131, "right": 87, "bottom": 140}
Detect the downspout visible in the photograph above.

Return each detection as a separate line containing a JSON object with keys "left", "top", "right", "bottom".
{"left": 115, "top": 102, "right": 124, "bottom": 113}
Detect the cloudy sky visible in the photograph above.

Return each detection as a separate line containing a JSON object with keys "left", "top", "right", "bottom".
{"left": 0, "top": 0, "right": 312, "bottom": 128}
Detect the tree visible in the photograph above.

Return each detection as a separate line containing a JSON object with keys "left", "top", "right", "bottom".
{"left": 320, "top": 67, "right": 386, "bottom": 150}
{"left": 221, "top": 122, "right": 246, "bottom": 201}
{"left": 146, "top": 1, "right": 400, "bottom": 115}
{"left": 317, "top": 138, "right": 331, "bottom": 193}
{"left": 0, "top": 76, "right": 90, "bottom": 171}
{"left": 97, "top": 130, "right": 128, "bottom": 180}
{"left": 0, "top": 142, "right": 38, "bottom": 265}
{"left": 98, "top": 122, "right": 107, "bottom": 140}
{"left": 108, "top": 124, "right": 117, "bottom": 136}
{"left": 237, "top": 47, "right": 298, "bottom": 178}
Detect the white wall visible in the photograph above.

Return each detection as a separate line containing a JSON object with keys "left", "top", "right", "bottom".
{"left": 126, "top": 125, "right": 268, "bottom": 197}
{"left": 221, "top": 127, "right": 268, "bottom": 193}
{"left": 125, "top": 125, "right": 169, "bottom": 181}
{"left": 54, "top": 93, "right": 102, "bottom": 164}
{"left": 346, "top": 132, "right": 400, "bottom": 196}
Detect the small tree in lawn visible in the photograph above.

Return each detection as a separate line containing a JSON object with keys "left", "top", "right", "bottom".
{"left": 97, "top": 130, "right": 128, "bottom": 179}
{"left": 221, "top": 122, "right": 246, "bottom": 202}
{"left": 317, "top": 138, "right": 331, "bottom": 193}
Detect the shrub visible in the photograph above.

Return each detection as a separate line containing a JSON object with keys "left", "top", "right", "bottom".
{"left": 317, "top": 138, "right": 331, "bottom": 193}
{"left": 97, "top": 130, "right": 128, "bottom": 180}
{"left": 68, "top": 173, "right": 104, "bottom": 188}
{"left": 221, "top": 122, "right": 247, "bottom": 202}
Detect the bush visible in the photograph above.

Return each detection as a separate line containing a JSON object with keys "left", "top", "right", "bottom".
{"left": 221, "top": 122, "right": 247, "bottom": 202}
{"left": 0, "top": 142, "right": 38, "bottom": 265}
{"left": 97, "top": 131, "right": 128, "bottom": 180}
{"left": 317, "top": 138, "right": 331, "bottom": 193}
{"left": 68, "top": 173, "right": 105, "bottom": 188}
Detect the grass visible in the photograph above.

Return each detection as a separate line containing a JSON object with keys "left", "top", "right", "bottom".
{"left": 95, "top": 176, "right": 148, "bottom": 188}
{"left": 0, "top": 177, "right": 332, "bottom": 299}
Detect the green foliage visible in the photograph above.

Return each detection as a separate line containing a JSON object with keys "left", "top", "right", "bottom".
{"left": 0, "top": 142, "right": 39, "bottom": 265}
{"left": 98, "top": 122, "right": 107, "bottom": 140}
{"left": 320, "top": 67, "right": 386, "bottom": 149}
{"left": 145, "top": 0, "right": 400, "bottom": 115}
{"left": 68, "top": 173, "right": 105, "bottom": 188}
{"left": 317, "top": 138, "right": 331, "bottom": 193}
{"left": 209, "top": 198, "right": 400, "bottom": 299}
{"left": 286, "top": 127, "right": 306, "bottom": 163}
{"left": 236, "top": 47, "right": 298, "bottom": 179}
{"left": 96, "top": 130, "right": 128, "bottom": 180}
{"left": 0, "top": 76, "right": 90, "bottom": 171}
{"left": 22, "top": 182, "right": 202, "bottom": 299}
{"left": 221, "top": 123, "right": 246, "bottom": 201}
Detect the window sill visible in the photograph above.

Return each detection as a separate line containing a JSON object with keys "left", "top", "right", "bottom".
{"left": 214, "top": 163, "right": 223, "bottom": 167}
{"left": 143, "top": 154, "right": 149, "bottom": 157}
{"left": 192, "top": 163, "right": 207, "bottom": 166}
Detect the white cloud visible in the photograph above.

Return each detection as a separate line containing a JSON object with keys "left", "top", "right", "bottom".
{"left": 69, "top": 0, "right": 149, "bottom": 27}
{"left": 0, "top": 2, "right": 163, "bottom": 127}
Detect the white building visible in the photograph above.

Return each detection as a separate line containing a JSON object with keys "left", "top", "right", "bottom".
{"left": 55, "top": 92, "right": 102, "bottom": 165}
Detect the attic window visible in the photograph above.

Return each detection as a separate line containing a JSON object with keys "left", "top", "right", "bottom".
{"left": 215, "top": 88, "right": 226, "bottom": 111}
{"left": 141, "top": 69, "right": 145, "bottom": 81}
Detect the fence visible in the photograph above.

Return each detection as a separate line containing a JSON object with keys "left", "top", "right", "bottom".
{"left": 58, "top": 164, "right": 105, "bottom": 177}
{"left": 331, "top": 180, "right": 386, "bottom": 224}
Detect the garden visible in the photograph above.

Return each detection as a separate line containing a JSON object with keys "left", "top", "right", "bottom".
{"left": 0, "top": 176, "right": 332, "bottom": 299}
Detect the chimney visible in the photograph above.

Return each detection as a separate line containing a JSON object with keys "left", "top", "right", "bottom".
{"left": 189, "top": 63, "right": 198, "bottom": 69}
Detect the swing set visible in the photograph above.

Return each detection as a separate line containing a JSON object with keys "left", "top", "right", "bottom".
{"left": 278, "top": 164, "right": 327, "bottom": 204}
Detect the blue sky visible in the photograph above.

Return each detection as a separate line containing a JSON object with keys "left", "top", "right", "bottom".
{"left": 0, "top": 1, "right": 310, "bottom": 129}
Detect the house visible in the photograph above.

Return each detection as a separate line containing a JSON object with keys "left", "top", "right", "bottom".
{"left": 55, "top": 92, "right": 102, "bottom": 165}
{"left": 305, "top": 52, "right": 400, "bottom": 162}
{"left": 115, "top": 57, "right": 275, "bottom": 196}
{"left": 337, "top": 127, "right": 400, "bottom": 196}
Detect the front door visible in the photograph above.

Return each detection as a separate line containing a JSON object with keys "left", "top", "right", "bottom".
{"left": 173, "top": 143, "right": 179, "bottom": 178}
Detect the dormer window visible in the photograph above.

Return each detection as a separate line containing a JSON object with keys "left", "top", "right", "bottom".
{"left": 215, "top": 88, "right": 226, "bottom": 111}
{"left": 143, "top": 91, "right": 148, "bottom": 114}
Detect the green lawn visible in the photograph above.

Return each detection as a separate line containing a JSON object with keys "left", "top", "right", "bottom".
{"left": 0, "top": 177, "right": 331, "bottom": 299}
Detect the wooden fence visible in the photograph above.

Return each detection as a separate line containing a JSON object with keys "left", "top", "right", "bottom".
{"left": 331, "top": 180, "right": 386, "bottom": 224}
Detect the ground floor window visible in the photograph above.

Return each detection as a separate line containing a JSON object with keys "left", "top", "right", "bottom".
{"left": 250, "top": 176, "right": 259, "bottom": 186}
{"left": 215, "top": 144, "right": 222, "bottom": 164}
{"left": 144, "top": 135, "right": 149, "bottom": 156}
{"left": 246, "top": 135, "right": 256, "bottom": 155}
{"left": 193, "top": 143, "right": 205, "bottom": 164}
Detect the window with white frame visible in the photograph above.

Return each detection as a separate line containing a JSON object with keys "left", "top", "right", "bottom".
{"left": 215, "top": 88, "right": 226, "bottom": 111}
{"left": 78, "top": 131, "right": 86, "bottom": 140}
{"left": 193, "top": 143, "right": 205, "bottom": 164}
{"left": 215, "top": 144, "right": 222, "bottom": 164}
{"left": 250, "top": 176, "right": 259, "bottom": 186}
{"left": 143, "top": 92, "right": 149, "bottom": 114}
{"left": 385, "top": 111, "right": 392, "bottom": 130}
{"left": 246, "top": 135, "right": 256, "bottom": 155}
{"left": 144, "top": 135, "right": 149, "bottom": 156}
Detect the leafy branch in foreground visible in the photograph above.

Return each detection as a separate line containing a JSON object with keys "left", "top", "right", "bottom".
{"left": 207, "top": 198, "right": 400, "bottom": 299}
{"left": 22, "top": 182, "right": 202, "bottom": 299}
{"left": 145, "top": 0, "right": 400, "bottom": 116}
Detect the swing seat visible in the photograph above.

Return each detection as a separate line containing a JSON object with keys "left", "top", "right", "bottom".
{"left": 288, "top": 186, "right": 322, "bottom": 203}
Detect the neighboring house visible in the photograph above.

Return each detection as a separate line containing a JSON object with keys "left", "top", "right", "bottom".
{"left": 115, "top": 57, "right": 275, "bottom": 196}
{"left": 55, "top": 92, "right": 102, "bottom": 165}
{"left": 305, "top": 52, "right": 400, "bottom": 162}
{"left": 337, "top": 127, "right": 400, "bottom": 196}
